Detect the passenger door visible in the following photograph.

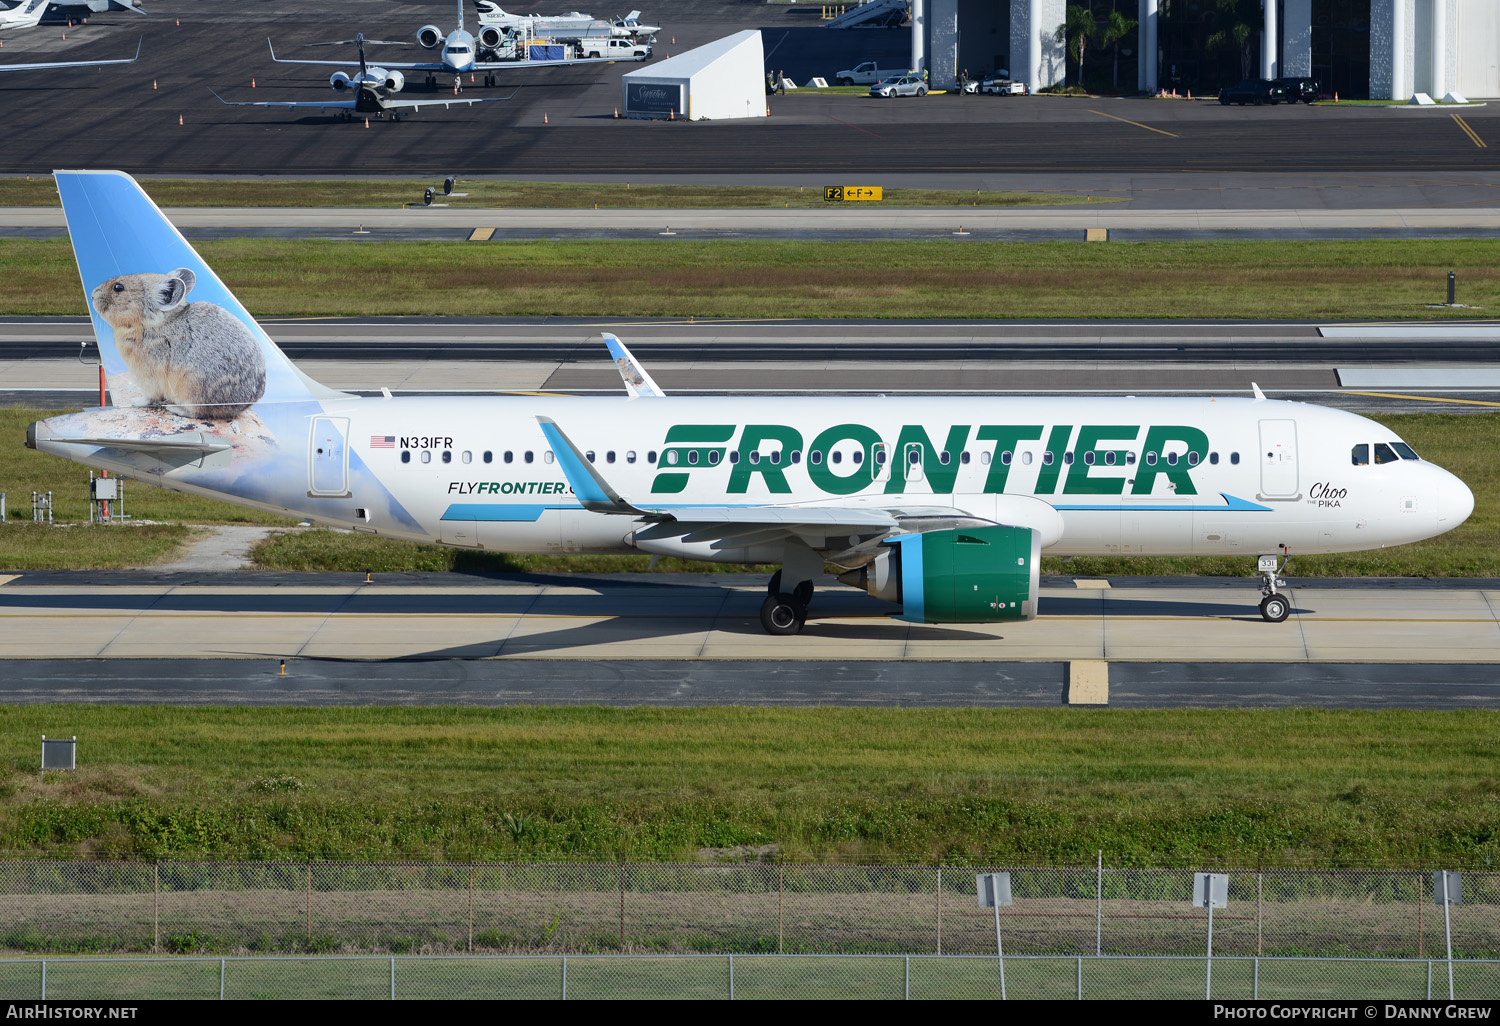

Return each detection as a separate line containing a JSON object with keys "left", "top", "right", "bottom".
{"left": 1258, "top": 419, "right": 1300, "bottom": 499}
{"left": 308, "top": 416, "right": 351, "bottom": 498}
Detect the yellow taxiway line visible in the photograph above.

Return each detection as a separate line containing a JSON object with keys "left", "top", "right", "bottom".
{"left": 1088, "top": 110, "right": 1181, "bottom": 138}
{"left": 1452, "top": 114, "right": 1487, "bottom": 149}
{"left": 1342, "top": 390, "right": 1500, "bottom": 408}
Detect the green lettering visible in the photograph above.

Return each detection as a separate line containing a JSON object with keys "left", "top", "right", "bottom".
{"left": 885, "top": 424, "right": 973, "bottom": 494}
{"left": 1062, "top": 425, "right": 1139, "bottom": 495}
{"left": 728, "top": 424, "right": 804, "bottom": 494}
{"left": 1033, "top": 426, "right": 1072, "bottom": 495}
{"left": 808, "top": 423, "right": 881, "bottom": 496}
{"left": 1131, "top": 425, "right": 1209, "bottom": 496}
{"left": 974, "top": 425, "right": 1044, "bottom": 492}
{"left": 664, "top": 424, "right": 735, "bottom": 444}
{"left": 650, "top": 472, "right": 689, "bottom": 493}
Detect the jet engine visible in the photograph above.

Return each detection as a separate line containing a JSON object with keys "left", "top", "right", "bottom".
{"left": 478, "top": 25, "right": 504, "bottom": 49}
{"left": 838, "top": 525, "right": 1040, "bottom": 623}
{"left": 417, "top": 24, "right": 443, "bottom": 48}
{"left": 329, "top": 71, "right": 353, "bottom": 91}
{"left": 383, "top": 69, "right": 405, "bottom": 92}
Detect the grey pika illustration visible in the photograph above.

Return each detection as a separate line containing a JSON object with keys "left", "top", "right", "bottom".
{"left": 91, "top": 267, "right": 266, "bottom": 420}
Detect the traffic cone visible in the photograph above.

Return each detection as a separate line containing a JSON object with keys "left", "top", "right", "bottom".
{"left": 175, "top": 17, "right": 179, "bottom": 25}
{"left": 251, "top": 77, "right": 256, "bottom": 88}
{"left": 613, "top": 106, "right": 618, "bottom": 117}
{"left": 1187, "top": 89, "right": 1191, "bottom": 99}
{"left": 60, "top": 31, "right": 65, "bottom": 39}
{"left": 177, "top": 114, "right": 182, "bottom": 125}
{"left": 543, "top": 111, "right": 548, "bottom": 123}
{"left": 364, "top": 117, "right": 370, "bottom": 127}
{"left": 1335, "top": 91, "right": 1339, "bottom": 103}
{"left": 668, "top": 107, "right": 673, "bottom": 120}
{"left": 152, "top": 78, "right": 156, "bottom": 89}
{"left": 671, "top": 36, "right": 675, "bottom": 44}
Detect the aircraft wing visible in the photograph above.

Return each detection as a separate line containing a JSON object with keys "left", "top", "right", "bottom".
{"left": 0, "top": 35, "right": 140, "bottom": 72}
{"left": 210, "top": 89, "right": 501, "bottom": 112}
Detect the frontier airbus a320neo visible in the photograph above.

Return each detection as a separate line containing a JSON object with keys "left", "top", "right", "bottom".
{"left": 28, "top": 171, "right": 1475, "bottom": 634}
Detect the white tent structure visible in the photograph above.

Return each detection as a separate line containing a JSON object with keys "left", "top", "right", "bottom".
{"left": 621, "top": 29, "right": 766, "bottom": 121}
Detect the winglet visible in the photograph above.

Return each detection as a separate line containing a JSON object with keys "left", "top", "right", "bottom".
{"left": 536, "top": 415, "right": 649, "bottom": 515}
{"left": 604, "top": 333, "right": 664, "bottom": 398}
{"left": 1251, "top": 382, "right": 1267, "bottom": 401}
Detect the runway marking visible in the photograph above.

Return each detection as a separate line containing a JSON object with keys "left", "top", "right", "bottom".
{"left": 1452, "top": 114, "right": 1487, "bottom": 149}
{"left": 1087, "top": 110, "right": 1180, "bottom": 138}
{"left": 823, "top": 114, "right": 884, "bottom": 140}
{"left": 0, "top": 576, "right": 17, "bottom": 587}
{"left": 1341, "top": 390, "right": 1500, "bottom": 408}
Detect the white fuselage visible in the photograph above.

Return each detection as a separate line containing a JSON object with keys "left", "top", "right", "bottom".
{"left": 0, "top": 0, "right": 51, "bottom": 29}
{"left": 169, "top": 393, "right": 1470, "bottom": 561}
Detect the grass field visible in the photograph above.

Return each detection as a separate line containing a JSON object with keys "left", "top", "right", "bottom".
{"left": 0, "top": 705, "right": 1497, "bottom": 863}
{"left": 0, "top": 177, "right": 1106, "bottom": 210}
{"left": 3, "top": 238, "right": 1498, "bottom": 319}
{"left": 7, "top": 407, "right": 1500, "bottom": 575}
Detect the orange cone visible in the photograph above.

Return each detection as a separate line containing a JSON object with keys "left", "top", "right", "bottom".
{"left": 61, "top": 31, "right": 65, "bottom": 39}
{"left": 365, "top": 117, "right": 370, "bottom": 127}
{"left": 613, "top": 106, "right": 618, "bottom": 117}
{"left": 177, "top": 114, "right": 183, "bottom": 125}
{"left": 668, "top": 107, "right": 673, "bottom": 120}
{"left": 543, "top": 111, "right": 549, "bottom": 123}
{"left": 152, "top": 78, "right": 157, "bottom": 89}
{"left": 251, "top": 77, "right": 256, "bottom": 88}
{"left": 175, "top": 17, "right": 179, "bottom": 25}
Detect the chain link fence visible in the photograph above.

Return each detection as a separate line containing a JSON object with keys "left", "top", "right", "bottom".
{"left": 0, "top": 861, "right": 1493, "bottom": 963}
{"left": 1, "top": 954, "right": 1498, "bottom": 1000}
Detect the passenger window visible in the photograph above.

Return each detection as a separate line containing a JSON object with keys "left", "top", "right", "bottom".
{"left": 1001, "top": 451, "right": 1012, "bottom": 466}
{"left": 1166, "top": 452, "right": 1178, "bottom": 466}
{"left": 708, "top": 450, "right": 720, "bottom": 465}
{"left": 749, "top": 451, "right": 760, "bottom": 465}
{"left": 770, "top": 451, "right": 781, "bottom": 465}
{"left": 666, "top": 450, "right": 679, "bottom": 465}
{"left": 1022, "top": 451, "right": 1033, "bottom": 466}
{"left": 1063, "top": 452, "right": 1074, "bottom": 465}
{"left": 461, "top": 451, "right": 471, "bottom": 464}
{"left": 524, "top": 451, "right": 534, "bottom": 464}
{"left": 586, "top": 450, "right": 596, "bottom": 463}
{"left": 1084, "top": 452, "right": 1095, "bottom": 466}
{"left": 853, "top": 450, "right": 863, "bottom": 465}
{"left": 875, "top": 449, "right": 887, "bottom": 465}
{"left": 811, "top": 450, "right": 823, "bottom": 465}
{"left": 1043, "top": 452, "right": 1054, "bottom": 465}
{"left": 1351, "top": 444, "right": 1369, "bottom": 466}
{"left": 908, "top": 450, "right": 920, "bottom": 465}
{"left": 607, "top": 451, "right": 616, "bottom": 464}
{"left": 504, "top": 451, "right": 514, "bottom": 464}
{"left": 400, "top": 451, "right": 411, "bottom": 464}
{"left": 833, "top": 451, "right": 843, "bottom": 465}
{"left": 1104, "top": 451, "right": 1116, "bottom": 466}
{"left": 544, "top": 451, "right": 555, "bottom": 464}
{"left": 1373, "top": 442, "right": 1400, "bottom": 465}
{"left": 1231, "top": 452, "right": 1240, "bottom": 465}
{"left": 688, "top": 450, "right": 699, "bottom": 465}
{"left": 1392, "top": 442, "right": 1420, "bottom": 461}
{"left": 1126, "top": 452, "right": 1136, "bottom": 465}
{"left": 1187, "top": 452, "right": 1199, "bottom": 466}
{"left": 961, "top": 452, "right": 971, "bottom": 465}
{"left": 729, "top": 450, "right": 740, "bottom": 464}
{"left": 483, "top": 451, "right": 493, "bottom": 464}
{"left": 791, "top": 451, "right": 802, "bottom": 464}
{"left": 421, "top": 451, "right": 432, "bottom": 464}
{"left": 939, "top": 451, "right": 951, "bottom": 465}
{"left": 1145, "top": 452, "right": 1157, "bottom": 466}
{"left": 648, "top": 451, "right": 657, "bottom": 464}
{"left": 1209, "top": 452, "right": 1219, "bottom": 465}
{"left": 441, "top": 451, "right": 452, "bottom": 464}
{"left": 981, "top": 452, "right": 991, "bottom": 466}
{"left": 627, "top": 451, "right": 637, "bottom": 463}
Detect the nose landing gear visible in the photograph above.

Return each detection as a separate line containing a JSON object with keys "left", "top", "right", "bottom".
{"left": 1257, "top": 552, "right": 1291, "bottom": 623}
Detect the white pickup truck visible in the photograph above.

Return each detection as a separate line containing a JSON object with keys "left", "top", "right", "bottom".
{"left": 579, "top": 36, "right": 652, "bottom": 60}
{"left": 834, "top": 62, "right": 909, "bottom": 86}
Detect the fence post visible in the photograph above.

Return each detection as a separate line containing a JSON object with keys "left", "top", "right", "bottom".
{"left": 1418, "top": 875, "right": 1425, "bottom": 960}
{"left": 39, "top": 960, "right": 44, "bottom": 1000}
{"left": 1077, "top": 954, "right": 1082, "bottom": 1000}
{"left": 1095, "top": 851, "right": 1103, "bottom": 956}
{"left": 1256, "top": 872, "right": 1263, "bottom": 955}
{"left": 390, "top": 956, "right": 395, "bottom": 1000}
{"left": 618, "top": 862, "right": 626, "bottom": 951}
{"left": 1427, "top": 960, "right": 1433, "bottom": 1000}
{"left": 1253, "top": 956, "right": 1258, "bottom": 1000}
{"left": 468, "top": 864, "right": 474, "bottom": 953}
{"left": 778, "top": 864, "right": 784, "bottom": 955}
{"left": 935, "top": 865, "right": 942, "bottom": 955}
{"left": 905, "top": 955, "right": 910, "bottom": 1000}
{"left": 153, "top": 862, "right": 160, "bottom": 953}
{"left": 306, "top": 863, "right": 312, "bottom": 950}
{"left": 728, "top": 953, "right": 734, "bottom": 1000}
{"left": 561, "top": 954, "right": 568, "bottom": 1000}
{"left": 219, "top": 959, "right": 224, "bottom": 1001}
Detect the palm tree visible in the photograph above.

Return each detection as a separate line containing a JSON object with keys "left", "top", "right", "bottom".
{"left": 1054, "top": 4, "right": 1095, "bottom": 91}
{"left": 1205, "top": 0, "right": 1257, "bottom": 83}
{"left": 1098, "top": 8, "right": 1137, "bottom": 92}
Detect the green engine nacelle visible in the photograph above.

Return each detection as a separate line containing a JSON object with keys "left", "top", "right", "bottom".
{"left": 839, "top": 525, "right": 1041, "bottom": 623}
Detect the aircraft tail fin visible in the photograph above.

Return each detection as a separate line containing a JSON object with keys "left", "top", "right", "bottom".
{"left": 54, "top": 169, "right": 348, "bottom": 413}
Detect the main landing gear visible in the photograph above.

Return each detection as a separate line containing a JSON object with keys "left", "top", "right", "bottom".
{"left": 1257, "top": 553, "right": 1291, "bottom": 623}
{"left": 760, "top": 569, "right": 815, "bottom": 636}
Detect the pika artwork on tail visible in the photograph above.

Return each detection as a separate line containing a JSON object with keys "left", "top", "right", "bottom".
{"left": 91, "top": 267, "right": 266, "bottom": 420}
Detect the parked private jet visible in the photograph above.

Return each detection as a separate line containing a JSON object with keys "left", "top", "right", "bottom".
{"left": 28, "top": 171, "right": 1477, "bottom": 635}
{"left": 474, "top": 3, "right": 659, "bottom": 41}
{"left": 213, "top": 34, "right": 501, "bottom": 121}
{"left": 0, "top": 0, "right": 54, "bottom": 30}
{"left": 272, "top": 0, "right": 645, "bottom": 92}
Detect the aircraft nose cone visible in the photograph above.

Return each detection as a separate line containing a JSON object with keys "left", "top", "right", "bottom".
{"left": 1439, "top": 471, "right": 1475, "bottom": 528}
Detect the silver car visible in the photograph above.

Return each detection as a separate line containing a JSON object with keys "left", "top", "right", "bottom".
{"left": 869, "top": 74, "right": 927, "bottom": 98}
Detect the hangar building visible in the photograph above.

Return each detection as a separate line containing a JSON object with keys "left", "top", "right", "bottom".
{"left": 905, "top": 0, "right": 1494, "bottom": 100}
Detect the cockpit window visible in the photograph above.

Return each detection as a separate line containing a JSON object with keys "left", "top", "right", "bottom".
{"left": 1391, "top": 442, "right": 1420, "bottom": 461}
{"left": 1351, "top": 444, "right": 1369, "bottom": 466}
{"left": 1373, "top": 442, "right": 1400, "bottom": 465}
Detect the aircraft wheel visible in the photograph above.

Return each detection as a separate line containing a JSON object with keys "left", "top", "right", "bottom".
{"left": 761, "top": 593, "right": 806, "bottom": 635}
{"left": 1259, "top": 594, "right": 1290, "bottom": 623}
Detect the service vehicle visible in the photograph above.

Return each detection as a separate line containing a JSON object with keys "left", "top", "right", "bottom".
{"left": 579, "top": 35, "right": 650, "bottom": 59}
{"left": 870, "top": 74, "right": 926, "bottom": 97}
{"left": 1273, "top": 76, "right": 1320, "bottom": 103}
{"left": 980, "top": 75, "right": 1024, "bottom": 95}
{"left": 835, "top": 61, "right": 906, "bottom": 86}
{"left": 1218, "top": 79, "right": 1287, "bottom": 105}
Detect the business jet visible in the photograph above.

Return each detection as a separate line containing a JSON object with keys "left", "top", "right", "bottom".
{"left": 273, "top": 0, "right": 644, "bottom": 92}
{"left": 29, "top": 170, "right": 1477, "bottom": 636}
{"left": 214, "top": 35, "right": 501, "bottom": 122}
{"left": 0, "top": 0, "right": 53, "bottom": 30}
{"left": 37, "top": 0, "right": 145, "bottom": 13}
{"left": 0, "top": 34, "right": 137, "bottom": 72}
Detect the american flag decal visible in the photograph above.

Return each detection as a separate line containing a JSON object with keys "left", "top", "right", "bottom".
{"left": 370, "top": 435, "right": 396, "bottom": 448}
